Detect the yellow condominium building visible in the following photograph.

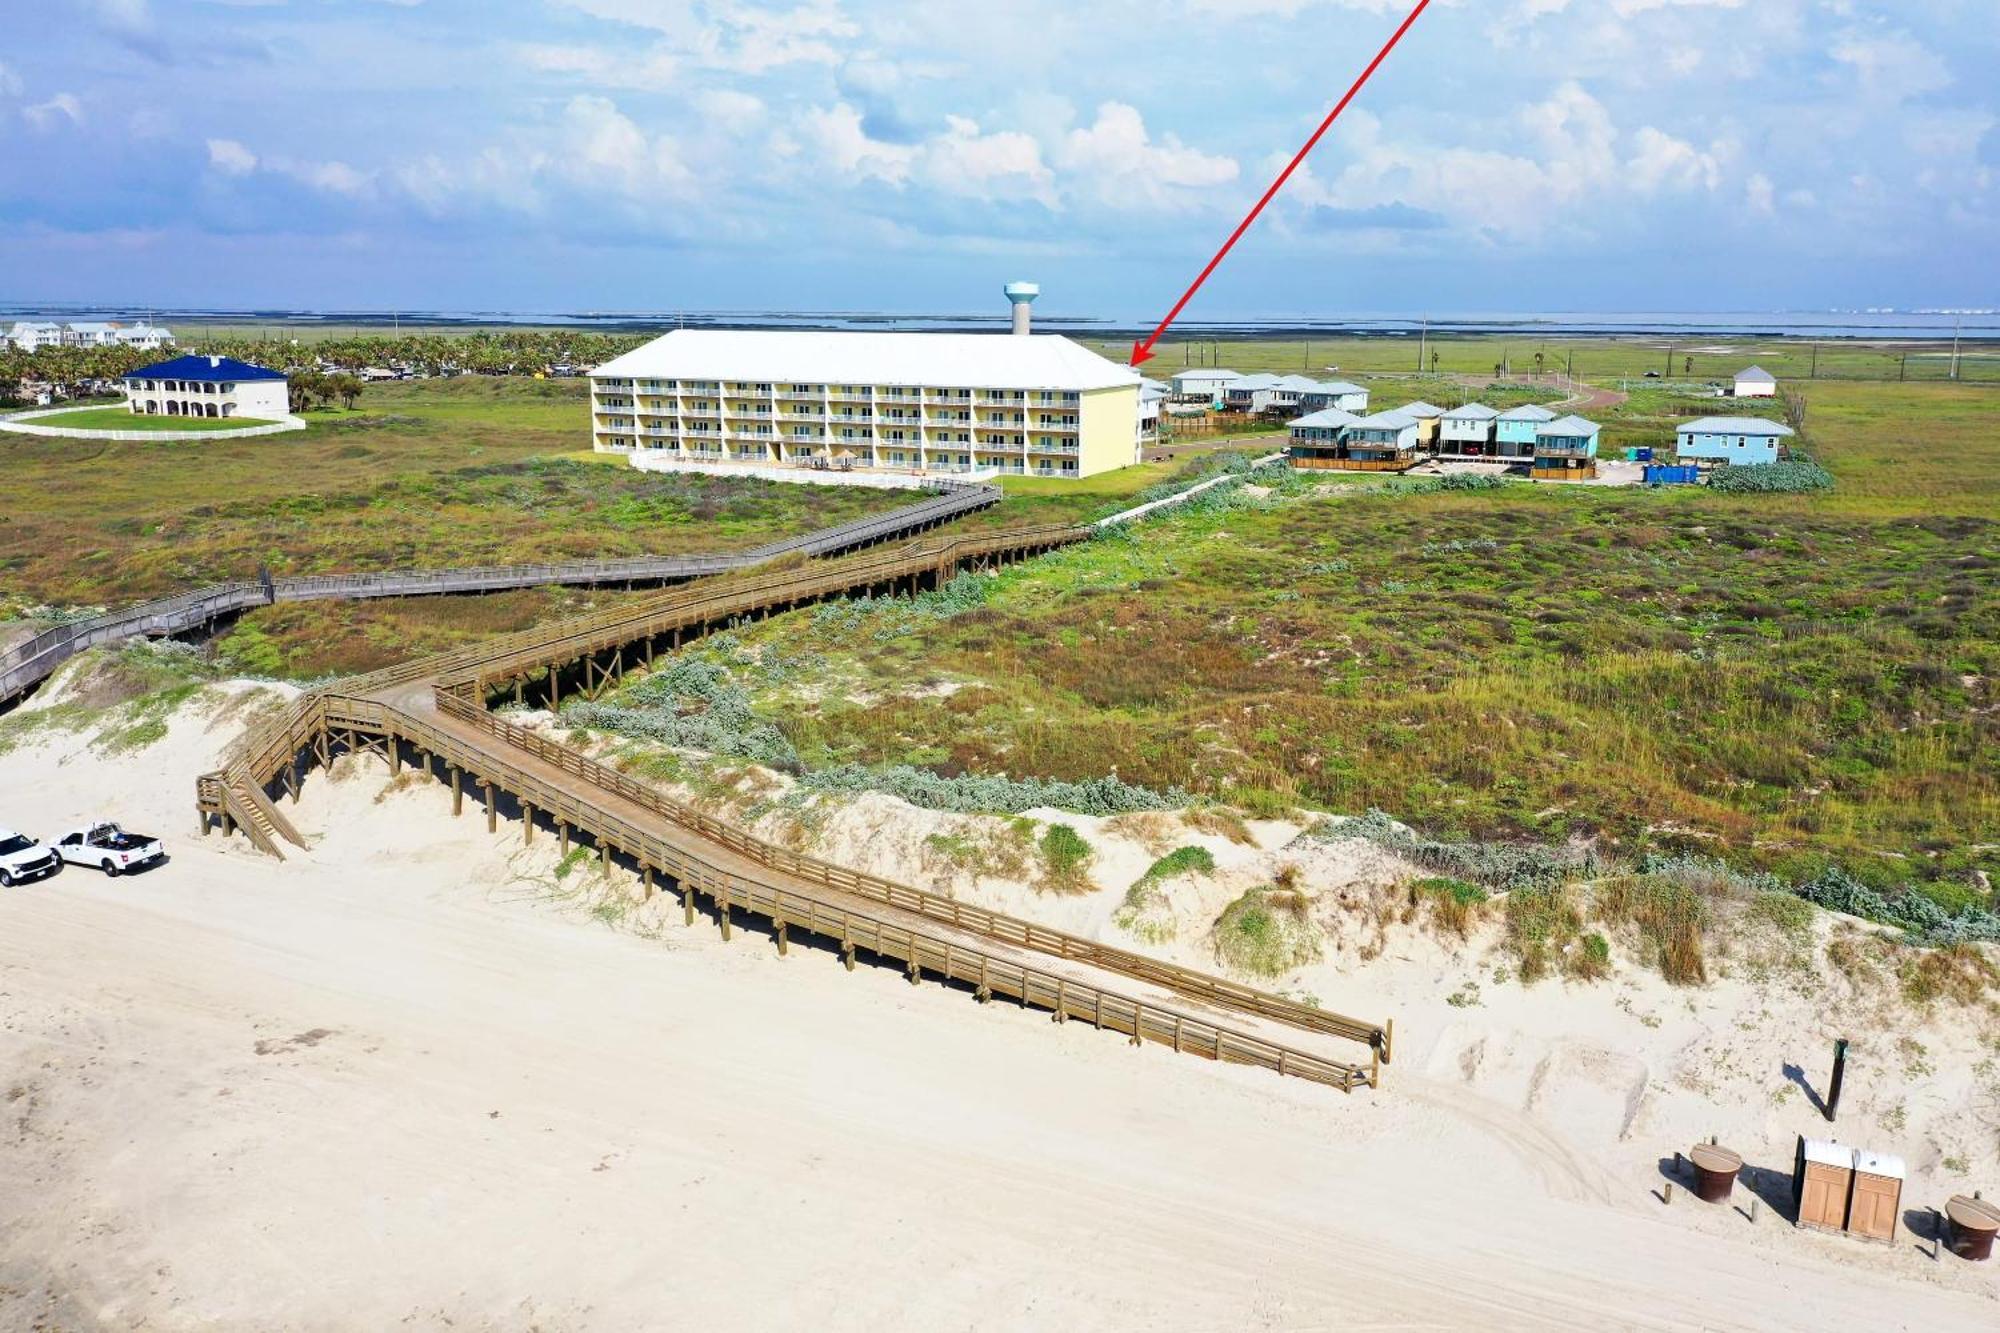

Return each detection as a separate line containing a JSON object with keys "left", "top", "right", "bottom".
{"left": 589, "top": 329, "right": 1144, "bottom": 479}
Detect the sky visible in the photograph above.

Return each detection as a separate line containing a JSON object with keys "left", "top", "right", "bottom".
{"left": 2, "top": 0, "right": 1997, "bottom": 320}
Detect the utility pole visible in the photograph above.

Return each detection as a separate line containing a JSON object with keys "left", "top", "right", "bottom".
{"left": 1951, "top": 315, "right": 1962, "bottom": 381}
{"left": 1418, "top": 318, "right": 1428, "bottom": 374}
{"left": 1663, "top": 341, "right": 1673, "bottom": 380}
{"left": 1810, "top": 342, "right": 1819, "bottom": 379}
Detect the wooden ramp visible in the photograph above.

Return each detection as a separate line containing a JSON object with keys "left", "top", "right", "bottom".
{"left": 198, "top": 522, "right": 1395, "bottom": 1095}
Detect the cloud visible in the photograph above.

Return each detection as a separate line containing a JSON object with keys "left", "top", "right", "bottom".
{"left": 1829, "top": 26, "right": 1951, "bottom": 102}
{"left": 553, "top": 0, "right": 857, "bottom": 73}
{"left": 515, "top": 42, "right": 680, "bottom": 91}
{"left": 23, "top": 94, "right": 84, "bottom": 130}
{"left": 1308, "top": 201, "right": 1447, "bottom": 231}
{"left": 207, "top": 138, "right": 258, "bottom": 175}
{"left": 1056, "top": 102, "right": 1240, "bottom": 209}
{"left": 1626, "top": 126, "right": 1720, "bottom": 194}
{"left": 1745, "top": 172, "right": 1776, "bottom": 216}
{"left": 0, "top": 60, "right": 21, "bottom": 98}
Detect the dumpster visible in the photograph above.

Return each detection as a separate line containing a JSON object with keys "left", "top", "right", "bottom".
{"left": 1690, "top": 1143, "right": 1743, "bottom": 1203}
{"left": 1636, "top": 446, "right": 1655, "bottom": 463}
{"left": 1794, "top": 1137, "right": 1853, "bottom": 1234}
{"left": 1947, "top": 1195, "right": 2000, "bottom": 1261}
{"left": 1644, "top": 464, "right": 1700, "bottom": 486}
{"left": 1847, "top": 1150, "right": 1903, "bottom": 1242}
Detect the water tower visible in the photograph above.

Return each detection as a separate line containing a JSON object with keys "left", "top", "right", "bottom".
{"left": 1004, "top": 281, "right": 1040, "bottom": 336}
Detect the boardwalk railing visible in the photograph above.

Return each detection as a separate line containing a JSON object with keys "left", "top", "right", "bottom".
{"left": 435, "top": 690, "right": 1388, "bottom": 1057}
{"left": 315, "top": 694, "right": 1374, "bottom": 1093}
{"left": 192, "top": 507, "right": 1396, "bottom": 1092}
{"left": 2, "top": 481, "right": 996, "bottom": 707}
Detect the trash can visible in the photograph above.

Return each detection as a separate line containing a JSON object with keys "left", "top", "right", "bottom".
{"left": 1691, "top": 1144, "right": 1743, "bottom": 1203}
{"left": 1947, "top": 1195, "right": 2000, "bottom": 1261}
{"left": 1636, "top": 447, "right": 1655, "bottom": 463}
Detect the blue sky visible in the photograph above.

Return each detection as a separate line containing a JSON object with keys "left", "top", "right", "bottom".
{"left": 3, "top": 0, "right": 1996, "bottom": 319}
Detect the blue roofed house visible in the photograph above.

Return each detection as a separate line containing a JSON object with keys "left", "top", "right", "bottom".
{"left": 1675, "top": 416, "right": 1796, "bottom": 467}
{"left": 1438, "top": 402, "right": 1500, "bottom": 458}
{"left": 122, "top": 354, "right": 290, "bottom": 421}
{"left": 1532, "top": 415, "right": 1601, "bottom": 480}
{"left": 1286, "top": 408, "right": 1361, "bottom": 469}
{"left": 1298, "top": 379, "right": 1369, "bottom": 414}
{"left": 1494, "top": 404, "right": 1557, "bottom": 460}
{"left": 1340, "top": 410, "right": 1423, "bottom": 470}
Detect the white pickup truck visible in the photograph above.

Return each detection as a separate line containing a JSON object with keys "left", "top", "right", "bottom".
{"left": 0, "top": 828, "right": 62, "bottom": 886}
{"left": 52, "top": 822, "right": 165, "bottom": 877}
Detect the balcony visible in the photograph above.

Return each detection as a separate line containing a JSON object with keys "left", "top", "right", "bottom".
{"left": 1029, "top": 442, "right": 1080, "bottom": 456}
{"left": 1534, "top": 439, "right": 1596, "bottom": 458}
{"left": 776, "top": 391, "right": 822, "bottom": 401}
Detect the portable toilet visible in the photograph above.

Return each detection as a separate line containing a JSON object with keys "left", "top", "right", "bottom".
{"left": 1847, "top": 1150, "right": 1904, "bottom": 1243}
{"left": 1794, "top": 1137, "right": 1853, "bottom": 1234}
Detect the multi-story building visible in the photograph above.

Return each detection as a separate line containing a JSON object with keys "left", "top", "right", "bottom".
{"left": 1494, "top": 403, "right": 1557, "bottom": 459}
{"left": 122, "top": 354, "right": 289, "bottom": 421}
{"left": 1298, "top": 380, "right": 1369, "bottom": 414}
{"left": 1532, "top": 415, "right": 1602, "bottom": 480}
{"left": 589, "top": 326, "right": 1143, "bottom": 479}
{"left": 8, "top": 322, "right": 63, "bottom": 352}
{"left": 1170, "top": 368, "right": 1240, "bottom": 402}
{"left": 1437, "top": 402, "right": 1500, "bottom": 457}
{"left": 1398, "top": 401, "right": 1445, "bottom": 448}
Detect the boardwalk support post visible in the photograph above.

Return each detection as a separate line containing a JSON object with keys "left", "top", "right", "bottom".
{"left": 450, "top": 767, "right": 462, "bottom": 816}
{"left": 523, "top": 803, "right": 534, "bottom": 843}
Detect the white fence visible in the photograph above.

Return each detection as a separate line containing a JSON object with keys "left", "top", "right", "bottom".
{"left": 0, "top": 408, "right": 308, "bottom": 442}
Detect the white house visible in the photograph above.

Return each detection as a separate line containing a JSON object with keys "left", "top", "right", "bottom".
{"left": 1137, "top": 380, "right": 1167, "bottom": 446}
{"left": 114, "top": 322, "right": 175, "bottom": 350}
{"left": 1298, "top": 379, "right": 1369, "bottom": 414}
{"left": 122, "top": 354, "right": 290, "bottom": 421}
{"left": 8, "top": 322, "right": 63, "bottom": 353}
{"left": 62, "top": 322, "right": 122, "bottom": 347}
{"left": 1438, "top": 402, "right": 1500, "bottom": 456}
{"left": 1223, "top": 373, "right": 1285, "bottom": 413}
{"left": 1170, "top": 368, "right": 1241, "bottom": 401}
{"left": 1345, "top": 410, "right": 1422, "bottom": 461}
{"left": 1676, "top": 416, "right": 1796, "bottom": 467}
{"left": 1733, "top": 366, "right": 1778, "bottom": 398}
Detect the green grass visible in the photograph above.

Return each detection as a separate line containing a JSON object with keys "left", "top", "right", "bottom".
{"left": 22, "top": 406, "right": 277, "bottom": 432}
{"left": 709, "top": 430, "right": 1998, "bottom": 906}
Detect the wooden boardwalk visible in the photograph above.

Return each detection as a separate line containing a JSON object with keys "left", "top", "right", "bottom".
{"left": 1, "top": 480, "right": 996, "bottom": 709}
{"left": 195, "top": 518, "right": 1395, "bottom": 1095}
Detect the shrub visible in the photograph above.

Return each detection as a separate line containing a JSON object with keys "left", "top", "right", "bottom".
{"left": 1899, "top": 944, "right": 1999, "bottom": 1007}
{"left": 1598, "top": 876, "right": 1708, "bottom": 984}
{"left": 1213, "top": 888, "right": 1322, "bottom": 977}
{"left": 562, "top": 657, "right": 800, "bottom": 770}
{"left": 1572, "top": 932, "right": 1613, "bottom": 982}
{"left": 801, "top": 763, "right": 1188, "bottom": 818}
{"left": 1706, "top": 458, "right": 1835, "bottom": 494}
{"left": 1134, "top": 845, "right": 1217, "bottom": 889}
{"left": 1411, "top": 876, "right": 1488, "bottom": 938}
{"left": 1504, "top": 885, "right": 1583, "bottom": 984}
{"left": 1038, "top": 823, "right": 1096, "bottom": 894}
{"left": 1304, "top": 810, "right": 1595, "bottom": 892}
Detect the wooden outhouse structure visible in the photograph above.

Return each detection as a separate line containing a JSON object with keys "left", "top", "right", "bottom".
{"left": 1793, "top": 1137, "right": 1853, "bottom": 1234}
{"left": 1847, "top": 1150, "right": 1904, "bottom": 1243}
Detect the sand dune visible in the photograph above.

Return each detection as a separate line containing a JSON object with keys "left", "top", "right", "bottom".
{"left": 1, "top": 686, "right": 1994, "bottom": 1329}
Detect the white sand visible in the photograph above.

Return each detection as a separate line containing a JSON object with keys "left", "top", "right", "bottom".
{"left": 2, "top": 687, "right": 1996, "bottom": 1329}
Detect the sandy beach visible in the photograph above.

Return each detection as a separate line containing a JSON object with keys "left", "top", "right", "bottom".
{"left": 1, "top": 686, "right": 1995, "bottom": 1330}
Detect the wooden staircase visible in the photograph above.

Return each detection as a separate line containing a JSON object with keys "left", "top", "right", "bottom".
{"left": 220, "top": 773, "right": 307, "bottom": 860}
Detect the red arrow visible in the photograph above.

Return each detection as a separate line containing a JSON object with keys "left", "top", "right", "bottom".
{"left": 1129, "top": 0, "right": 1433, "bottom": 367}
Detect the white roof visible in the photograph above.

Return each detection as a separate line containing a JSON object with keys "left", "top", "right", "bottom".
{"left": 1442, "top": 402, "right": 1499, "bottom": 421}
{"left": 1312, "top": 380, "right": 1367, "bottom": 396}
{"left": 591, "top": 330, "right": 1141, "bottom": 393}
{"left": 1138, "top": 381, "right": 1170, "bottom": 401}
{"left": 1398, "top": 401, "right": 1444, "bottom": 418}
{"left": 1173, "top": 368, "right": 1241, "bottom": 383}
{"left": 1800, "top": 1138, "right": 1851, "bottom": 1170}
{"left": 1353, "top": 410, "right": 1418, "bottom": 430}
{"left": 1678, "top": 416, "right": 1795, "bottom": 436}
{"left": 1537, "top": 415, "right": 1601, "bottom": 437}
{"left": 1735, "top": 365, "right": 1777, "bottom": 382}
{"left": 1496, "top": 403, "right": 1559, "bottom": 422}
{"left": 1273, "top": 374, "right": 1321, "bottom": 391}
{"left": 67, "top": 321, "right": 119, "bottom": 334}
{"left": 1854, "top": 1149, "right": 1905, "bottom": 1179}
{"left": 1291, "top": 408, "right": 1361, "bottom": 430}
{"left": 1229, "top": 373, "right": 1284, "bottom": 390}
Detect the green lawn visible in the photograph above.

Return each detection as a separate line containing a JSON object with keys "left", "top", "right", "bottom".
{"left": 24, "top": 406, "right": 278, "bottom": 432}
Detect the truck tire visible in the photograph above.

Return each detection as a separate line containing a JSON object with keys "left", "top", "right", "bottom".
{"left": 0, "top": 869, "right": 12, "bottom": 887}
{"left": 102, "top": 860, "right": 120, "bottom": 878}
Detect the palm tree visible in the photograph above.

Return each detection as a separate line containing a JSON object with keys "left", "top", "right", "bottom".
{"left": 1429, "top": 349, "right": 1440, "bottom": 373}
{"left": 1534, "top": 351, "right": 1546, "bottom": 379}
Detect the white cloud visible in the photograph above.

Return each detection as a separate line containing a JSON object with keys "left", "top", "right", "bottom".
{"left": 23, "top": 93, "right": 84, "bottom": 130}
{"left": 927, "top": 116, "right": 1057, "bottom": 207}
{"left": 553, "top": 0, "right": 857, "bottom": 73}
{"left": 515, "top": 41, "right": 679, "bottom": 91}
{"left": 1056, "top": 102, "right": 1239, "bottom": 209}
{"left": 699, "top": 89, "right": 767, "bottom": 133}
{"left": 801, "top": 102, "right": 915, "bottom": 186}
{"left": 207, "top": 137, "right": 258, "bottom": 174}
{"left": 1745, "top": 172, "right": 1776, "bottom": 215}
{"left": 0, "top": 60, "right": 22, "bottom": 98}
{"left": 1829, "top": 26, "right": 1951, "bottom": 102}
{"left": 1626, "top": 126, "right": 1720, "bottom": 194}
